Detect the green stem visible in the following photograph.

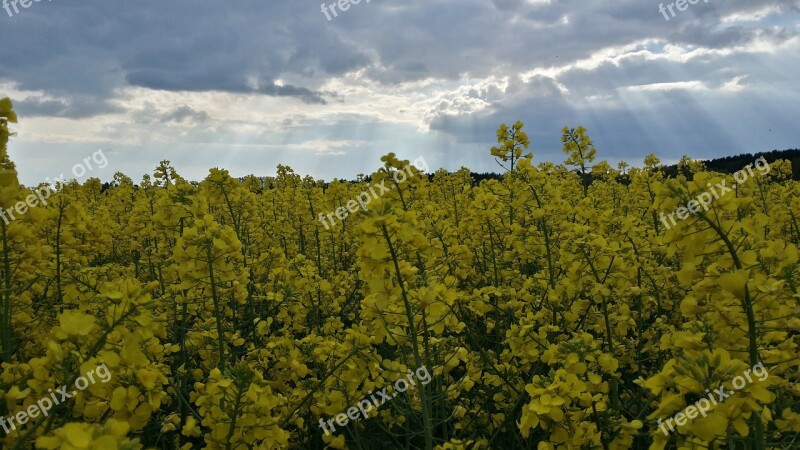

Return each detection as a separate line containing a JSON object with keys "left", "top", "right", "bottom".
{"left": 0, "top": 220, "right": 11, "bottom": 364}
{"left": 695, "top": 211, "right": 764, "bottom": 449}
{"left": 380, "top": 223, "right": 433, "bottom": 450}
{"left": 206, "top": 246, "right": 226, "bottom": 371}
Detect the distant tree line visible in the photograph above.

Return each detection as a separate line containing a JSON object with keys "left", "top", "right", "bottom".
{"left": 662, "top": 148, "right": 800, "bottom": 180}
{"left": 472, "top": 148, "right": 800, "bottom": 185}
{"left": 98, "top": 149, "right": 800, "bottom": 192}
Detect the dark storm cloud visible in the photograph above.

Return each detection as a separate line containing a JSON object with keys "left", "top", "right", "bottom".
{"left": 1, "top": 0, "right": 796, "bottom": 106}
{"left": 15, "top": 96, "right": 122, "bottom": 119}
{"left": 0, "top": 0, "right": 361, "bottom": 108}
{"left": 160, "top": 106, "right": 210, "bottom": 125}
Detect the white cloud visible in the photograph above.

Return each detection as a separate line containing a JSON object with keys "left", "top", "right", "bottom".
{"left": 625, "top": 81, "right": 707, "bottom": 92}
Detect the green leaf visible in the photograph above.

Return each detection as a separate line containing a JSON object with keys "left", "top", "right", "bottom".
{"left": 0, "top": 97, "right": 11, "bottom": 113}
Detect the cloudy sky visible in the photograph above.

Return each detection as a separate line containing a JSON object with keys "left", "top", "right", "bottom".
{"left": 1, "top": 0, "right": 799, "bottom": 184}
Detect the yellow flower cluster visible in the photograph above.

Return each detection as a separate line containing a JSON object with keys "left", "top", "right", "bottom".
{"left": 0, "top": 102, "right": 797, "bottom": 449}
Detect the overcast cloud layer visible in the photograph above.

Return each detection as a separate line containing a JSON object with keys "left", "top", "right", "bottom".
{"left": 1, "top": 0, "right": 799, "bottom": 184}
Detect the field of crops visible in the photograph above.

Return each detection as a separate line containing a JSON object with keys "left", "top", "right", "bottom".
{"left": 1, "top": 103, "right": 799, "bottom": 449}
